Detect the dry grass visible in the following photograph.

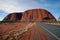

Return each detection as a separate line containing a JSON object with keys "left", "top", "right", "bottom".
{"left": 0, "top": 22, "right": 35, "bottom": 40}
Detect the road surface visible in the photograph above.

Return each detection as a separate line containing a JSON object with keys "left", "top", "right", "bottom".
{"left": 37, "top": 22, "right": 60, "bottom": 40}
{"left": 20, "top": 24, "right": 50, "bottom": 40}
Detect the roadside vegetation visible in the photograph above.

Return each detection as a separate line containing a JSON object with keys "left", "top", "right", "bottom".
{"left": 0, "top": 20, "right": 35, "bottom": 24}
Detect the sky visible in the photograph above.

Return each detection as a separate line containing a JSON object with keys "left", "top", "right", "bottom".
{"left": 0, "top": 0, "right": 60, "bottom": 21}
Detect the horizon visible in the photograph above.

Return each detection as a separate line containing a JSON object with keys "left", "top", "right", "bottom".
{"left": 0, "top": 0, "right": 60, "bottom": 21}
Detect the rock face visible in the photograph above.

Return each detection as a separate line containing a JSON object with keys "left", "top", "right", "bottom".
{"left": 3, "top": 9, "right": 56, "bottom": 22}
{"left": 3, "top": 12, "right": 22, "bottom": 21}
{"left": 21, "top": 9, "right": 56, "bottom": 22}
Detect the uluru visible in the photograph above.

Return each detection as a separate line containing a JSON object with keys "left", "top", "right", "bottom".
{"left": 0, "top": 9, "right": 58, "bottom": 40}
{"left": 3, "top": 9, "right": 56, "bottom": 22}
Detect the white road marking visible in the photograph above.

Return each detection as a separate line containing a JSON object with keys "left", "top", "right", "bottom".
{"left": 40, "top": 25, "right": 60, "bottom": 40}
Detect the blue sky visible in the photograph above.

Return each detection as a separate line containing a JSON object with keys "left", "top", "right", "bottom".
{"left": 0, "top": 0, "right": 60, "bottom": 21}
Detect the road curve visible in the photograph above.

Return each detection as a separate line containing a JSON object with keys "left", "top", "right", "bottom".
{"left": 37, "top": 22, "right": 60, "bottom": 40}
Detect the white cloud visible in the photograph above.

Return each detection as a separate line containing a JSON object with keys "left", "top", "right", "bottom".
{"left": 0, "top": 0, "right": 50, "bottom": 13}
{"left": 0, "top": 0, "right": 22, "bottom": 13}
{"left": 0, "top": 4, "right": 20, "bottom": 13}
{"left": 0, "top": 18, "right": 3, "bottom": 21}
{"left": 0, "top": 0, "right": 56, "bottom": 13}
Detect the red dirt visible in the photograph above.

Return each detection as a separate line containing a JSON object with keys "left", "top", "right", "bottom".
{"left": 0, "top": 22, "right": 50, "bottom": 40}
{"left": 0, "top": 22, "right": 29, "bottom": 34}
{"left": 20, "top": 24, "right": 50, "bottom": 40}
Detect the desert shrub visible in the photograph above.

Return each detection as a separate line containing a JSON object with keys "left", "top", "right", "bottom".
{"left": 0, "top": 20, "right": 18, "bottom": 23}
{"left": 57, "top": 21, "right": 60, "bottom": 23}
{"left": 30, "top": 20, "right": 34, "bottom": 23}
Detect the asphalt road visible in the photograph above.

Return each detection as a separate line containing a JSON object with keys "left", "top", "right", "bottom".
{"left": 37, "top": 22, "right": 60, "bottom": 40}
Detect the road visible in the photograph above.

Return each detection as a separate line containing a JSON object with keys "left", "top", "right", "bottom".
{"left": 37, "top": 22, "right": 60, "bottom": 40}
{"left": 20, "top": 23, "right": 50, "bottom": 40}
{"left": 1, "top": 22, "right": 60, "bottom": 40}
